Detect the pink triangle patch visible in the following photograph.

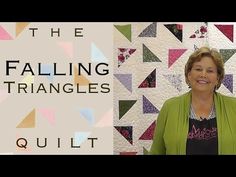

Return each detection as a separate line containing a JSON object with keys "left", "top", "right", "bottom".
{"left": 215, "top": 25, "right": 234, "bottom": 42}
{"left": 168, "top": 49, "right": 187, "bottom": 68}
{"left": 0, "top": 89, "right": 9, "bottom": 103}
{"left": 58, "top": 42, "right": 73, "bottom": 58}
{"left": 0, "top": 26, "right": 13, "bottom": 40}
{"left": 95, "top": 108, "right": 112, "bottom": 127}
{"left": 38, "top": 108, "right": 55, "bottom": 126}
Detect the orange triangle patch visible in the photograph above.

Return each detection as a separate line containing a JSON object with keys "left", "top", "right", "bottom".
{"left": 16, "top": 109, "right": 35, "bottom": 128}
{"left": 74, "top": 66, "right": 90, "bottom": 85}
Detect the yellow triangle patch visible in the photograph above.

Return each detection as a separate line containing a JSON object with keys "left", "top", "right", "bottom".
{"left": 16, "top": 109, "right": 35, "bottom": 128}
{"left": 74, "top": 66, "right": 90, "bottom": 85}
{"left": 16, "top": 22, "right": 29, "bottom": 37}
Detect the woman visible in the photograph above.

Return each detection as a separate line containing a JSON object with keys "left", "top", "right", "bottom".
{"left": 149, "top": 47, "right": 236, "bottom": 155}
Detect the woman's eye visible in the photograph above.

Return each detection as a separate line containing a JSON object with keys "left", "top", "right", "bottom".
{"left": 207, "top": 70, "right": 214, "bottom": 73}
{"left": 195, "top": 68, "right": 202, "bottom": 71}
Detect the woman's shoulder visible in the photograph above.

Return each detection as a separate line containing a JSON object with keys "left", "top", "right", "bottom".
{"left": 164, "top": 92, "right": 190, "bottom": 106}
{"left": 216, "top": 92, "right": 236, "bottom": 103}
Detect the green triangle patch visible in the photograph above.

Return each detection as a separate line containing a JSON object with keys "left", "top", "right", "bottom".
{"left": 114, "top": 24, "right": 131, "bottom": 42}
{"left": 119, "top": 100, "right": 137, "bottom": 119}
{"left": 219, "top": 49, "right": 236, "bottom": 63}
{"left": 143, "top": 44, "right": 161, "bottom": 62}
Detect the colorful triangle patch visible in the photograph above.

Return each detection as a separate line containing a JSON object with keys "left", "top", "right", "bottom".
{"left": 74, "top": 65, "right": 90, "bottom": 85}
{"left": 41, "top": 64, "right": 54, "bottom": 82}
{"left": 168, "top": 49, "right": 187, "bottom": 68}
{"left": 114, "top": 126, "right": 133, "bottom": 145}
{"left": 189, "top": 25, "right": 207, "bottom": 38}
{"left": 139, "top": 121, "right": 156, "bottom": 140}
{"left": 114, "top": 74, "right": 132, "bottom": 92}
{"left": 74, "top": 132, "right": 91, "bottom": 146}
{"left": 0, "top": 89, "right": 9, "bottom": 103}
{"left": 215, "top": 24, "right": 234, "bottom": 42}
{"left": 80, "top": 108, "right": 95, "bottom": 125}
{"left": 143, "top": 44, "right": 161, "bottom": 62}
{"left": 114, "top": 24, "right": 131, "bottom": 42}
{"left": 138, "top": 69, "right": 156, "bottom": 88}
{"left": 20, "top": 74, "right": 34, "bottom": 86}
{"left": 164, "top": 24, "right": 183, "bottom": 42}
{"left": 222, "top": 74, "right": 233, "bottom": 93}
{"left": 118, "top": 48, "right": 136, "bottom": 67}
{"left": 57, "top": 41, "right": 73, "bottom": 58}
{"left": 143, "top": 95, "right": 159, "bottom": 114}
{"left": 16, "top": 109, "right": 36, "bottom": 128}
{"left": 91, "top": 42, "right": 108, "bottom": 62}
{"left": 219, "top": 49, "right": 236, "bottom": 63}
{"left": 119, "top": 100, "right": 137, "bottom": 119}
{"left": 95, "top": 108, "right": 112, "bottom": 127}
{"left": 16, "top": 22, "right": 29, "bottom": 37}
{"left": 138, "top": 22, "right": 157, "bottom": 37}
{"left": 163, "top": 74, "right": 182, "bottom": 92}
{"left": 38, "top": 108, "right": 55, "bottom": 126}
{"left": 0, "top": 25, "right": 13, "bottom": 40}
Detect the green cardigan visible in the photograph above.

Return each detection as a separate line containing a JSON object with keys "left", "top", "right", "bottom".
{"left": 149, "top": 91, "right": 236, "bottom": 155}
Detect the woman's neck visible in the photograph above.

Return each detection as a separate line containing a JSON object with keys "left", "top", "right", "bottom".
{"left": 191, "top": 90, "right": 214, "bottom": 107}
{"left": 190, "top": 90, "right": 214, "bottom": 119}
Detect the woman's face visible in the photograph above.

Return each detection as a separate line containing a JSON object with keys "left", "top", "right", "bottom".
{"left": 187, "top": 56, "right": 219, "bottom": 93}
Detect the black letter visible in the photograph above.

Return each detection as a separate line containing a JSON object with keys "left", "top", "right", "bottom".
{"left": 101, "top": 83, "right": 110, "bottom": 93}
{"left": 95, "top": 63, "right": 109, "bottom": 75}
{"left": 57, "top": 138, "right": 61, "bottom": 148}
{"left": 3, "top": 81, "right": 15, "bottom": 93}
{"left": 71, "top": 138, "right": 80, "bottom": 148}
{"left": 54, "top": 63, "right": 66, "bottom": 75}
{"left": 37, "top": 138, "right": 47, "bottom": 148}
{"left": 88, "top": 137, "right": 98, "bottom": 148}
{"left": 75, "top": 28, "right": 83, "bottom": 37}
{"left": 6, "top": 60, "right": 19, "bottom": 75}
{"left": 21, "top": 63, "right": 35, "bottom": 75}
{"left": 16, "top": 138, "right": 27, "bottom": 149}
{"left": 29, "top": 28, "right": 38, "bottom": 37}
{"left": 51, "top": 28, "right": 60, "bottom": 37}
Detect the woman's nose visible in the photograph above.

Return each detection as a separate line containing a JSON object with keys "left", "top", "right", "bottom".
{"left": 200, "top": 70, "right": 207, "bottom": 78}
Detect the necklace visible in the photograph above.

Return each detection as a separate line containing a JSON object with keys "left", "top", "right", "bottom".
{"left": 190, "top": 104, "right": 215, "bottom": 121}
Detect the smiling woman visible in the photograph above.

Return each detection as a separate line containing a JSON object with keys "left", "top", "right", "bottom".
{"left": 148, "top": 46, "right": 236, "bottom": 155}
